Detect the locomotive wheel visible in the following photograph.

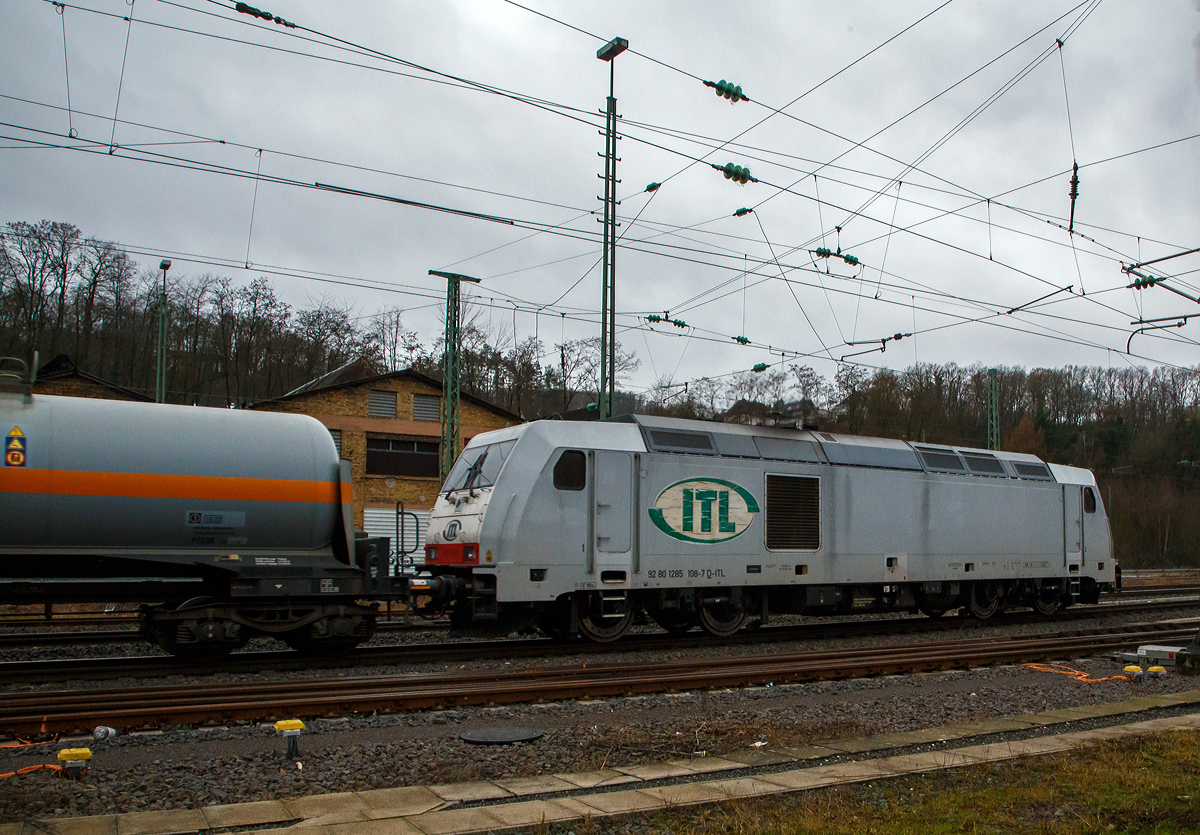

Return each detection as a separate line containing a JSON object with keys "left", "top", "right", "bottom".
{"left": 647, "top": 608, "right": 696, "bottom": 634}
{"left": 918, "top": 607, "right": 947, "bottom": 619}
{"left": 576, "top": 593, "right": 633, "bottom": 643}
{"left": 1033, "top": 580, "right": 1065, "bottom": 616}
{"left": 967, "top": 581, "right": 1004, "bottom": 620}
{"left": 698, "top": 600, "right": 745, "bottom": 637}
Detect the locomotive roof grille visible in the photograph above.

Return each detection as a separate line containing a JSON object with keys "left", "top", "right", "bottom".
{"left": 915, "top": 447, "right": 966, "bottom": 473}
{"left": 646, "top": 429, "right": 716, "bottom": 455}
{"left": 1012, "top": 461, "right": 1053, "bottom": 480}
{"left": 961, "top": 452, "right": 1007, "bottom": 475}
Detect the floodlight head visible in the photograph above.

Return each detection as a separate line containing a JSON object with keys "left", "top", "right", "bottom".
{"left": 159, "top": 259, "right": 172, "bottom": 271}
{"left": 596, "top": 37, "right": 628, "bottom": 62}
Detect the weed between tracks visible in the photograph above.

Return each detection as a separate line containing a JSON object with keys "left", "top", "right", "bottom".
{"left": 530, "top": 732, "right": 1200, "bottom": 835}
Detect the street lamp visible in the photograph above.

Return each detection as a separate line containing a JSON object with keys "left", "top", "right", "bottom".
{"left": 156, "top": 259, "right": 171, "bottom": 403}
{"left": 596, "top": 36, "right": 626, "bottom": 419}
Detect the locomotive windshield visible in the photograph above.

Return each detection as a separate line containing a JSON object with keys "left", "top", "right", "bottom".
{"left": 441, "top": 439, "right": 516, "bottom": 494}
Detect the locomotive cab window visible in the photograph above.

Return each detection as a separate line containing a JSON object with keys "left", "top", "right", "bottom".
{"left": 1084, "top": 487, "right": 1097, "bottom": 513}
{"left": 553, "top": 450, "right": 586, "bottom": 491}
{"left": 441, "top": 440, "right": 516, "bottom": 493}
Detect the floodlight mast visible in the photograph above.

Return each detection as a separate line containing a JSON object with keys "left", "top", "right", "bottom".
{"left": 596, "top": 37, "right": 626, "bottom": 419}
{"left": 156, "top": 259, "right": 171, "bottom": 403}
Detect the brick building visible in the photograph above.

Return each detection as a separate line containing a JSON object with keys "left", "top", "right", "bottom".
{"left": 34, "top": 354, "right": 151, "bottom": 402}
{"left": 251, "top": 359, "right": 521, "bottom": 548}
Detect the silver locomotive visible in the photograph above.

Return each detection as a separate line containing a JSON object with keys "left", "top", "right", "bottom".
{"left": 415, "top": 414, "right": 1115, "bottom": 641}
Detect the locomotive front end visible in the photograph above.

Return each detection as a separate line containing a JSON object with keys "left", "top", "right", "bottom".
{"left": 408, "top": 432, "right": 520, "bottom": 620}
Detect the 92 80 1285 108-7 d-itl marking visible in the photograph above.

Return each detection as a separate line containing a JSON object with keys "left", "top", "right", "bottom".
{"left": 413, "top": 414, "right": 1115, "bottom": 642}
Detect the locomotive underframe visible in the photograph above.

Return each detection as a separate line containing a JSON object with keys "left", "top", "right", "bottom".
{"left": 424, "top": 568, "right": 1101, "bottom": 641}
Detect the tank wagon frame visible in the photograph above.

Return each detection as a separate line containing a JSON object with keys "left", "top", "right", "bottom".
{"left": 416, "top": 414, "right": 1116, "bottom": 641}
{"left": 0, "top": 362, "right": 399, "bottom": 657}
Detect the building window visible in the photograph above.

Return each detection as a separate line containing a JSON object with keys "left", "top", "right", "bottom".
{"left": 413, "top": 393, "right": 441, "bottom": 421}
{"left": 328, "top": 429, "right": 342, "bottom": 455}
{"left": 368, "top": 390, "right": 398, "bottom": 418}
{"left": 366, "top": 436, "right": 440, "bottom": 478}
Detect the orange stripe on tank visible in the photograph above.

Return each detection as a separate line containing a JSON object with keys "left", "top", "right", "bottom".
{"left": 0, "top": 469, "right": 341, "bottom": 504}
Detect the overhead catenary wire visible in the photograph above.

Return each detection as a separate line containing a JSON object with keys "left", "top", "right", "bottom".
{"left": 14, "top": 2, "right": 1195, "bottom": 379}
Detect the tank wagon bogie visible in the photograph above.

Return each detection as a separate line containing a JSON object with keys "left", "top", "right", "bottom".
{"left": 418, "top": 414, "right": 1115, "bottom": 642}
{"left": 1, "top": 376, "right": 396, "bottom": 658}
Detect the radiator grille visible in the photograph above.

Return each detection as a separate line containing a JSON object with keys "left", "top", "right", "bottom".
{"left": 766, "top": 475, "right": 820, "bottom": 550}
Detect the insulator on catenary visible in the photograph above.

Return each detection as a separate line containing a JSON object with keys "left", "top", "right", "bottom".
{"left": 714, "top": 162, "right": 755, "bottom": 184}
{"left": 703, "top": 79, "right": 749, "bottom": 102}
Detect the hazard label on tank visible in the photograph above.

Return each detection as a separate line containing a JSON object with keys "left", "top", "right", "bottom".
{"left": 5, "top": 427, "right": 24, "bottom": 467}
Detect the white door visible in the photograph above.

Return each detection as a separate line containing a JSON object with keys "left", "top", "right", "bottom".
{"left": 1063, "top": 485, "right": 1082, "bottom": 564}
{"left": 595, "top": 451, "right": 632, "bottom": 554}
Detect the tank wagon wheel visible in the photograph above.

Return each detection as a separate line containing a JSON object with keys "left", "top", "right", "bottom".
{"left": 281, "top": 611, "right": 377, "bottom": 656}
{"left": 576, "top": 592, "right": 634, "bottom": 643}
{"left": 967, "top": 581, "right": 1004, "bottom": 620}
{"left": 698, "top": 599, "right": 746, "bottom": 637}
{"left": 1033, "top": 579, "right": 1066, "bottom": 616}
{"left": 148, "top": 597, "right": 250, "bottom": 660}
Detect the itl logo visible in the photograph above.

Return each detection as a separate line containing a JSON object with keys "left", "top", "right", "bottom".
{"left": 649, "top": 478, "right": 760, "bottom": 544}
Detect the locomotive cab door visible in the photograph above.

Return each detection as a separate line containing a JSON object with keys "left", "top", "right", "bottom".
{"left": 591, "top": 451, "right": 633, "bottom": 580}
{"left": 1063, "top": 484, "right": 1083, "bottom": 566}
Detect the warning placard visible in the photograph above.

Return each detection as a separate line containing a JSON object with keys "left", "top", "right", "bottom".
{"left": 4, "top": 427, "right": 24, "bottom": 467}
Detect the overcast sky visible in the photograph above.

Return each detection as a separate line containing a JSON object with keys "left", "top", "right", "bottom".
{"left": 3, "top": 0, "right": 1199, "bottom": 394}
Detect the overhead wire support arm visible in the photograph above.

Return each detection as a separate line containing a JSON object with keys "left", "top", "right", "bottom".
{"left": 1123, "top": 268, "right": 1200, "bottom": 303}
{"left": 1125, "top": 246, "right": 1200, "bottom": 271}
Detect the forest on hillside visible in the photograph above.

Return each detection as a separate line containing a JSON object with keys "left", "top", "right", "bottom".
{"left": 3, "top": 220, "right": 1198, "bottom": 567}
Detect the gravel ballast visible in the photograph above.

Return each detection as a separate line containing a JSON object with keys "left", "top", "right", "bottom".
{"left": 1, "top": 606, "right": 1198, "bottom": 822}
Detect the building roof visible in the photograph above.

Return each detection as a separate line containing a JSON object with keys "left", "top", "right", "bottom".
{"left": 259, "top": 361, "right": 524, "bottom": 423}
{"left": 283, "top": 357, "right": 381, "bottom": 397}
{"left": 35, "top": 354, "right": 152, "bottom": 401}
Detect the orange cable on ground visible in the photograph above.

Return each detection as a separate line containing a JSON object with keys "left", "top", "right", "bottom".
{"left": 1023, "top": 662, "right": 1132, "bottom": 683}
{"left": 0, "top": 734, "right": 58, "bottom": 750}
{"left": 0, "top": 764, "right": 62, "bottom": 779}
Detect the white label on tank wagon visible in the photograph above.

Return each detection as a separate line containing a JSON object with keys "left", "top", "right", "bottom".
{"left": 186, "top": 511, "right": 246, "bottom": 528}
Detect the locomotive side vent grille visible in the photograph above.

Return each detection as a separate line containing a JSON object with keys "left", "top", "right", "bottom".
{"left": 766, "top": 475, "right": 820, "bottom": 550}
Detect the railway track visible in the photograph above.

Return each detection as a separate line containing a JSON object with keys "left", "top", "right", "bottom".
{"left": 3, "top": 620, "right": 1196, "bottom": 735}
{"left": 0, "top": 583, "right": 1194, "bottom": 633}
{"left": 0, "top": 595, "right": 1196, "bottom": 683}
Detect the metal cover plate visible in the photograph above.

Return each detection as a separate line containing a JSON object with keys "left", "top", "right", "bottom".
{"left": 459, "top": 727, "right": 544, "bottom": 745}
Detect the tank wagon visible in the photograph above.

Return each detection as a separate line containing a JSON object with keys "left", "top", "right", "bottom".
{"left": 415, "top": 414, "right": 1115, "bottom": 641}
{"left": 0, "top": 363, "right": 395, "bottom": 657}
